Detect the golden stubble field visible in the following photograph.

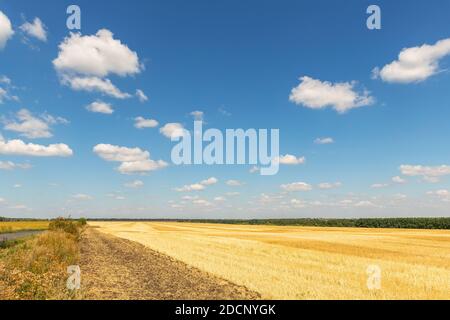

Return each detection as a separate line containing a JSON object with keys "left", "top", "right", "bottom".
{"left": 0, "top": 221, "right": 49, "bottom": 234}
{"left": 90, "top": 222, "right": 450, "bottom": 300}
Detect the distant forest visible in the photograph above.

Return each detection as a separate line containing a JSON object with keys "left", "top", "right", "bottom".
{"left": 1, "top": 216, "right": 449, "bottom": 229}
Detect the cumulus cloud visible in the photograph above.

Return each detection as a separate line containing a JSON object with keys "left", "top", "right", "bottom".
{"left": 392, "top": 176, "right": 406, "bottom": 184}
{"left": 117, "top": 160, "right": 167, "bottom": 174}
{"left": 190, "top": 111, "right": 204, "bottom": 121}
{"left": 0, "top": 75, "right": 11, "bottom": 85}
{"left": 280, "top": 182, "right": 312, "bottom": 192}
{"left": 318, "top": 182, "right": 342, "bottom": 190}
{"left": 0, "top": 137, "right": 73, "bottom": 157}
{"left": 3, "top": 109, "right": 68, "bottom": 139}
{"left": 20, "top": 17, "right": 47, "bottom": 42}
{"left": 53, "top": 29, "right": 141, "bottom": 98}
{"left": 134, "top": 117, "right": 158, "bottom": 129}
{"left": 175, "top": 177, "right": 218, "bottom": 192}
{"left": 426, "top": 189, "right": 450, "bottom": 202}
{"left": 275, "top": 154, "right": 305, "bottom": 165}
{"left": 93, "top": 143, "right": 167, "bottom": 174}
{"left": 0, "top": 76, "right": 19, "bottom": 104}
{"left": 373, "top": 38, "right": 450, "bottom": 83}
{"left": 0, "top": 161, "right": 32, "bottom": 170}
{"left": 71, "top": 194, "right": 93, "bottom": 200}
{"left": 0, "top": 11, "right": 14, "bottom": 49}
{"left": 289, "top": 76, "right": 374, "bottom": 113}
{"left": 136, "top": 89, "right": 148, "bottom": 102}
{"left": 62, "top": 76, "right": 131, "bottom": 99}
{"left": 400, "top": 164, "right": 450, "bottom": 182}
{"left": 86, "top": 101, "right": 114, "bottom": 114}
{"left": 160, "top": 123, "right": 185, "bottom": 138}
{"left": 53, "top": 29, "right": 141, "bottom": 77}
{"left": 201, "top": 177, "right": 218, "bottom": 185}
{"left": 354, "top": 201, "right": 377, "bottom": 208}
{"left": 226, "top": 180, "right": 243, "bottom": 187}
{"left": 314, "top": 137, "right": 334, "bottom": 145}
{"left": 124, "top": 180, "right": 144, "bottom": 188}
{"left": 371, "top": 183, "right": 389, "bottom": 189}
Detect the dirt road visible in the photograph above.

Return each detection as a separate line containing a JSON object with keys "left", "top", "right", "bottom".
{"left": 80, "top": 228, "right": 259, "bottom": 300}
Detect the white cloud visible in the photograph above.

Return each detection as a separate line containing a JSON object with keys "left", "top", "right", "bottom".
{"left": 392, "top": 176, "right": 406, "bottom": 184}
{"left": 93, "top": 144, "right": 167, "bottom": 174}
{"left": 200, "top": 177, "right": 218, "bottom": 186}
{"left": 226, "top": 180, "right": 243, "bottom": 187}
{"left": 175, "top": 183, "right": 205, "bottom": 192}
{"left": 160, "top": 123, "right": 184, "bottom": 138}
{"left": 0, "top": 11, "right": 14, "bottom": 49}
{"left": 134, "top": 117, "right": 158, "bottom": 129}
{"left": 93, "top": 144, "right": 149, "bottom": 162}
{"left": 0, "top": 137, "right": 73, "bottom": 157}
{"left": 175, "top": 177, "right": 218, "bottom": 192}
{"left": 62, "top": 76, "right": 131, "bottom": 99}
{"left": 280, "top": 182, "right": 312, "bottom": 192}
{"left": 318, "top": 182, "right": 342, "bottom": 190}
{"left": 314, "top": 137, "right": 334, "bottom": 145}
{"left": 192, "top": 199, "right": 213, "bottom": 207}
{"left": 214, "top": 196, "right": 226, "bottom": 202}
{"left": 354, "top": 201, "right": 376, "bottom": 208}
{"left": 86, "top": 101, "right": 114, "bottom": 114}
{"left": 3, "top": 109, "right": 68, "bottom": 139}
{"left": 426, "top": 189, "right": 450, "bottom": 201}
{"left": 190, "top": 110, "right": 204, "bottom": 121}
{"left": 392, "top": 193, "right": 407, "bottom": 200}
{"left": 249, "top": 166, "right": 260, "bottom": 174}
{"left": 371, "top": 183, "right": 389, "bottom": 189}
{"left": 289, "top": 76, "right": 374, "bottom": 113}
{"left": 124, "top": 180, "right": 144, "bottom": 188}
{"left": 0, "top": 75, "right": 11, "bottom": 85}
{"left": 53, "top": 29, "right": 141, "bottom": 99}
{"left": 275, "top": 154, "right": 305, "bottom": 165}
{"left": 373, "top": 38, "right": 450, "bottom": 83}
{"left": 53, "top": 29, "right": 141, "bottom": 77}
{"left": 400, "top": 165, "right": 450, "bottom": 182}
{"left": 290, "top": 199, "right": 306, "bottom": 208}
{"left": 0, "top": 161, "right": 31, "bottom": 170}
{"left": 0, "top": 76, "right": 19, "bottom": 104}
{"left": 117, "top": 160, "right": 167, "bottom": 174}
{"left": 71, "top": 194, "right": 93, "bottom": 200}
{"left": 136, "top": 89, "right": 148, "bottom": 102}
{"left": 20, "top": 17, "right": 47, "bottom": 42}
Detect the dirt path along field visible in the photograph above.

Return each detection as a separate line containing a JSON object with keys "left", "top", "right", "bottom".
{"left": 80, "top": 228, "right": 259, "bottom": 300}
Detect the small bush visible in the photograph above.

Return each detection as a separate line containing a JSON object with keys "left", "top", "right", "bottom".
{"left": 48, "top": 218, "right": 81, "bottom": 238}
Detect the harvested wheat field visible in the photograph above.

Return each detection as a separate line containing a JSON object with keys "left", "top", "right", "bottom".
{"left": 90, "top": 222, "right": 450, "bottom": 300}
{"left": 0, "top": 221, "right": 49, "bottom": 234}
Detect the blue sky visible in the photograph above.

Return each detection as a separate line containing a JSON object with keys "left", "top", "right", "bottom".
{"left": 1, "top": 0, "right": 450, "bottom": 218}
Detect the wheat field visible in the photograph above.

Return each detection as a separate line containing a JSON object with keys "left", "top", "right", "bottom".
{"left": 0, "top": 221, "right": 49, "bottom": 234}
{"left": 91, "top": 221, "right": 450, "bottom": 300}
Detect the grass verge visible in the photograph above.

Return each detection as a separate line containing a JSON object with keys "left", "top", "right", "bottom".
{"left": 0, "top": 218, "right": 85, "bottom": 300}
